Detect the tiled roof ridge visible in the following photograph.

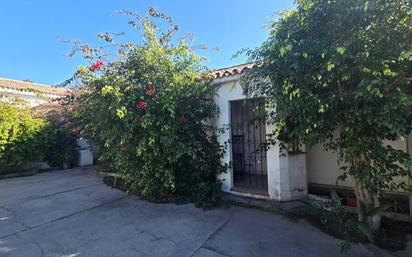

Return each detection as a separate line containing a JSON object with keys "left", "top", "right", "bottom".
{"left": 1, "top": 62, "right": 258, "bottom": 93}
{"left": 210, "top": 62, "right": 257, "bottom": 79}
{"left": 0, "top": 77, "right": 70, "bottom": 96}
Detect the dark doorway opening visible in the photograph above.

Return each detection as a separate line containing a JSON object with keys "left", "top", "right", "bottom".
{"left": 230, "top": 98, "right": 268, "bottom": 193}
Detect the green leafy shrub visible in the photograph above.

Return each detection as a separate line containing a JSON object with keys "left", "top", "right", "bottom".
{"left": 0, "top": 102, "right": 48, "bottom": 173}
{"left": 243, "top": 0, "right": 412, "bottom": 231}
{"left": 306, "top": 192, "right": 412, "bottom": 252}
{"left": 70, "top": 9, "right": 227, "bottom": 208}
{"left": 44, "top": 128, "right": 78, "bottom": 168}
{"left": 0, "top": 100, "right": 79, "bottom": 173}
{"left": 43, "top": 105, "right": 79, "bottom": 169}
{"left": 307, "top": 193, "right": 367, "bottom": 252}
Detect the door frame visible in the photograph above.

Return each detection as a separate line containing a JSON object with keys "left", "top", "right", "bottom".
{"left": 229, "top": 98, "right": 268, "bottom": 194}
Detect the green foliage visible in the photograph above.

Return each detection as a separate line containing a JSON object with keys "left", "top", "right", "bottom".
{"left": 305, "top": 193, "right": 412, "bottom": 251}
{"left": 308, "top": 193, "right": 355, "bottom": 242}
{"left": 44, "top": 128, "right": 78, "bottom": 168}
{"left": 244, "top": 0, "right": 412, "bottom": 229}
{"left": 71, "top": 9, "right": 226, "bottom": 208}
{"left": 308, "top": 192, "right": 371, "bottom": 252}
{"left": 0, "top": 102, "right": 48, "bottom": 173}
{"left": 0, "top": 99, "right": 79, "bottom": 173}
{"left": 42, "top": 102, "right": 79, "bottom": 169}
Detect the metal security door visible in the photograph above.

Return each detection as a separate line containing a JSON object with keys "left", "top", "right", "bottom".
{"left": 230, "top": 98, "right": 268, "bottom": 193}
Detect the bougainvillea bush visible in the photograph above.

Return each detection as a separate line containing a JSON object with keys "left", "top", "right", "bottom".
{"left": 70, "top": 9, "right": 226, "bottom": 208}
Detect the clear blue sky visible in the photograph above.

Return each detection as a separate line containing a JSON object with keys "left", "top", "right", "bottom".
{"left": 0, "top": 0, "right": 295, "bottom": 85}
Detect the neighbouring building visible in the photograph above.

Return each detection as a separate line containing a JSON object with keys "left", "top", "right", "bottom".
{"left": 0, "top": 77, "right": 69, "bottom": 107}
{"left": 211, "top": 64, "right": 412, "bottom": 220}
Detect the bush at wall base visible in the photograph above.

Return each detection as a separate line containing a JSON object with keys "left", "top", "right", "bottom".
{"left": 0, "top": 102, "right": 78, "bottom": 174}
{"left": 0, "top": 102, "right": 48, "bottom": 174}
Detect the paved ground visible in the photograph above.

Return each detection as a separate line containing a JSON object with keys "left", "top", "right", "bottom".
{"left": 0, "top": 167, "right": 409, "bottom": 257}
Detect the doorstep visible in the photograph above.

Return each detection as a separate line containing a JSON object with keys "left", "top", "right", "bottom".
{"left": 224, "top": 192, "right": 308, "bottom": 213}
{"left": 230, "top": 186, "right": 269, "bottom": 197}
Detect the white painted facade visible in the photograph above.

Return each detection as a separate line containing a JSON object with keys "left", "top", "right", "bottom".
{"left": 212, "top": 73, "right": 411, "bottom": 206}
{"left": 213, "top": 75, "right": 307, "bottom": 201}
{"left": 307, "top": 138, "right": 410, "bottom": 188}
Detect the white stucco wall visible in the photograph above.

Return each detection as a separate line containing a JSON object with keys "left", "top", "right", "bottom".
{"left": 213, "top": 76, "right": 247, "bottom": 193}
{"left": 307, "top": 137, "right": 410, "bottom": 188}
{"left": 213, "top": 76, "right": 307, "bottom": 201}
{"left": 212, "top": 74, "right": 409, "bottom": 201}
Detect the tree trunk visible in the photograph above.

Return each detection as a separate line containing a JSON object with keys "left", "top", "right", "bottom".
{"left": 354, "top": 181, "right": 382, "bottom": 231}
{"left": 369, "top": 194, "right": 382, "bottom": 231}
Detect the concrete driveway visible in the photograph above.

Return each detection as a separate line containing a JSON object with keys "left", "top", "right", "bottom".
{"left": 0, "top": 167, "right": 403, "bottom": 257}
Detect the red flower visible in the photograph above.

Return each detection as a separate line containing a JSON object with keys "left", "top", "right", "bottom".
{"left": 136, "top": 101, "right": 148, "bottom": 109}
{"left": 145, "top": 81, "right": 156, "bottom": 97}
{"left": 146, "top": 87, "right": 156, "bottom": 97}
{"left": 92, "top": 60, "right": 104, "bottom": 71}
{"left": 120, "top": 143, "right": 126, "bottom": 152}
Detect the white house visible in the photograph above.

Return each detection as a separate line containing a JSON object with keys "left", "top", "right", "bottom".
{"left": 210, "top": 64, "right": 412, "bottom": 219}
{"left": 212, "top": 64, "right": 307, "bottom": 201}
{"left": 2, "top": 72, "right": 411, "bottom": 218}
{"left": 0, "top": 77, "right": 69, "bottom": 107}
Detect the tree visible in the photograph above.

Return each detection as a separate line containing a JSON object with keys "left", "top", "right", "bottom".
{"left": 243, "top": 0, "right": 412, "bottom": 230}
{"left": 67, "top": 9, "right": 227, "bottom": 208}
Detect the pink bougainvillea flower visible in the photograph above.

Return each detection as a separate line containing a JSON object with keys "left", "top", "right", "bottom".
{"left": 120, "top": 143, "right": 126, "bottom": 152}
{"left": 92, "top": 60, "right": 104, "bottom": 71}
{"left": 146, "top": 86, "right": 156, "bottom": 97}
{"left": 136, "top": 101, "right": 148, "bottom": 109}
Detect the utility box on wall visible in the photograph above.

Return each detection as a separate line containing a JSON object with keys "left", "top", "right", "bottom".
{"left": 77, "top": 138, "right": 93, "bottom": 166}
{"left": 78, "top": 150, "right": 93, "bottom": 166}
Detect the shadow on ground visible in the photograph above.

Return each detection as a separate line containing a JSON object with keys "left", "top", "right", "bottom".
{"left": 0, "top": 167, "right": 410, "bottom": 257}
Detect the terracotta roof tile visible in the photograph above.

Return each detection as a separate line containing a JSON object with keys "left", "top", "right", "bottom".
{"left": 0, "top": 77, "right": 70, "bottom": 96}
{"left": 1, "top": 64, "right": 256, "bottom": 95}
{"left": 210, "top": 62, "right": 256, "bottom": 79}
